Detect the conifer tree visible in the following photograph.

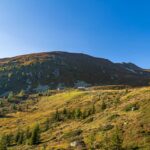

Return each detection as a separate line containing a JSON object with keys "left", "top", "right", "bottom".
{"left": 102, "top": 133, "right": 111, "bottom": 150}
{"left": 6, "top": 134, "right": 13, "bottom": 146}
{"left": 45, "top": 118, "right": 50, "bottom": 131}
{"left": 71, "top": 110, "right": 76, "bottom": 119}
{"left": 101, "top": 100, "right": 107, "bottom": 110}
{"left": 0, "top": 101, "right": 4, "bottom": 107}
{"left": 15, "top": 129, "right": 21, "bottom": 144}
{"left": 54, "top": 109, "right": 60, "bottom": 121}
{"left": 63, "top": 108, "right": 67, "bottom": 115}
{"left": 30, "top": 123, "right": 40, "bottom": 145}
{"left": 26, "top": 127, "right": 31, "bottom": 139}
{"left": 17, "top": 131, "right": 24, "bottom": 145}
{"left": 8, "top": 91, "right": 14, "bottom": 101}
{"left": 111, "top": 126, "right": 123, "bottom": 150}
{"left": 0, "top": 135, "right": 7, "bottom": 150}
{"left": 87, "top": 109, "right": 92, "bottom": 116}
{"left": 82, "top": 110, "right": 87, "bottom": 119}
{"left": 91, "top": 104, "right": 96, "bottom": 114}
{"left": 74, "top": 108, "right": 82, "bottom": 119}
{"left": 66, "top": 110, "right": 72, "bottom": 119}
{"left": 25, "top": 127, "right": 31, "bottom": 145}
{"left": 15, "top": 129, "right": 24, "bottom": 145}
{"left": 12, "top": 104, "right": 17, "bottom": 111}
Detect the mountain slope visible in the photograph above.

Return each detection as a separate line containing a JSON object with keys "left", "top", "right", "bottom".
{"left": 0, "top": 86, "right": 150, "bottom": 149}
{"left": 0, "top": 51, "right": 150, "bottom": 95}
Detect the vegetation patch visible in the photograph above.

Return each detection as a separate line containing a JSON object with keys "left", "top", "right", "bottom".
{"left": 123, "top": 103, "right": 140, "bottom": 112}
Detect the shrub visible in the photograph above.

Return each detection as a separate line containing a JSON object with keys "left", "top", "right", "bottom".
{"left": 124, "top": 103, "right": 140, "bottom": 112}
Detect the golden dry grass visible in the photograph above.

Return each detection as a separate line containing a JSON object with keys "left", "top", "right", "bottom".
{"left": 0, "top": 86, "right": 150, "bottom": 149}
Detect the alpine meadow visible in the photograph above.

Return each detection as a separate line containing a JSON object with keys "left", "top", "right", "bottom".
{"left": 0, "top": 0, "right": 150, "bottom": 150}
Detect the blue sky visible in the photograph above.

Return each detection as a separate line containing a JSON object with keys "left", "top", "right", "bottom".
{"left": 0, "top": 0, "right": 150, "bottom": 68}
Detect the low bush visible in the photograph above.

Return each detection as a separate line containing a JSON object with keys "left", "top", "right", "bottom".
{"left": 124, "top": 103, "right": 140, "bottom": 112}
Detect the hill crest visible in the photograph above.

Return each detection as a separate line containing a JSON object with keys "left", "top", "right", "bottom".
{"left": 0, "top": 51, "right": 150, "bottom": 95}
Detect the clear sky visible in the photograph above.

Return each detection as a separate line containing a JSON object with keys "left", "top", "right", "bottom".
{"left": 0, "top": 0, "right": 150, "bottom": 68}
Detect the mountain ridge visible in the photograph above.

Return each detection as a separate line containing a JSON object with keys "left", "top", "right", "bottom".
{"left": 0, "top": 51, "right": 148, "bottom": 69}
{"left": 0, "top": 51, "right": 150, "bottom": 95}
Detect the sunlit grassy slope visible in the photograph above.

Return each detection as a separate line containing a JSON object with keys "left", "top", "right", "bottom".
{"left": 0, "top": 86, "right": 150, "bottom": 150}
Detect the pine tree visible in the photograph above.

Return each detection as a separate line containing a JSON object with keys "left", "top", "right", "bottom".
{"left": 74, "top": 108, "right": 82, "bottom": 119}
{"left": 25, "top": 127, "right": 31, "bottom": 139}
{"left": 12, "top": 104, "right": 17, "bottom": 111}
{"left": 15, "top": 129, "right": 20, "bottom": 144}
{"left": 101, "top": 100, "right": 107, "bottom": 110}
{"left": 45, "top": 118, "right": 50, "bottom": 131}
{"left": 6, "top": 134, "right": 13, "bottom": 146}
{"left": 91, "top": 104, "right": 96, "bottom": 114}
{"left": 54, "top": 109, "right": 60, "bottom": 121}
{"left": 111, "top": 126, "right": 123, "bottom": 150}
{"left": 0, "top": 108, "right": 5, "bottom": 117}
{"left": 0, "top": 101, "right": 4, "bottom": 107}
{"left": 102, "top": 133, "right": 111, "bottom": 150}
{"left": 87, "top": 109, "right": 92, "bottom": 116}
{"left": 8, "top": 91, "right": 14, "bottom": 101}
{"left": 0, "top": 135, "right": 7, "bottom": 150}
{"left": 17, "top": 131, "right": 24, "bottom": 145}
{"left": 25, "top": 127, "right": 31, "bottom": 145}
{"left": 82, "top": 109, "right": 87, "bottom": 119}
{"left": 87, "top": 133, "right": 96, "bottom": 149}
{"left": 63, "top": 108, "right": 67, "bottom": 115}
{"left": 30, "top": 123, "right": 40, "bottom": 145}
{"left": 14, "top": 129, "right": 24, "bottom": 145}
{"left": 65, "top": 109, "right": 71, "bottom": 119}
{"left": 71, "top": 110, "right": 76, "bottom": 119}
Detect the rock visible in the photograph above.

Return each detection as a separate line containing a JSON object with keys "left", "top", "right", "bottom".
{"left": 70, "top": 140, "right": 87, "bottom": 150}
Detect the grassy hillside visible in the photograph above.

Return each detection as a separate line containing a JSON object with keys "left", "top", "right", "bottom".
{"left": 0, "top": 86, "right": 150, "bottom": 150}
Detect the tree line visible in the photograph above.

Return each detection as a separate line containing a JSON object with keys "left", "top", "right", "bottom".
{"left": 0, "top": 123, "right": 40, "bottom": 150}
